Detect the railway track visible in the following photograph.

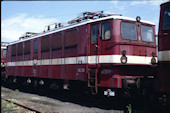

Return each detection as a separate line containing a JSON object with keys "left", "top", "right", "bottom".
{"left": 1, "top": 97, "right": 42, "bottom": 113}
{"left": 1, "top": 86, "right": 125, "bottom": 113}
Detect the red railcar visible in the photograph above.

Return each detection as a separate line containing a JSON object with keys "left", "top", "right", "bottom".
{"left": 156, "top": 1, "right": 170, "bottom": 106}
{"left": 1, "top": 42, "right": 8, "bottom": 81}
{"left": 1, "top": 42, "right": 8, "bottom": 70}
{"left": 5, "top": 12, "right": 157, "bottom": 96}
{"left": 157, "top": 1, "right": 170, "bottom": 94}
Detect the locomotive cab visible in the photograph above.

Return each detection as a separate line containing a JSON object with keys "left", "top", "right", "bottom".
{"left": 88, "top": 15, "right": 157, "bottom": 96}
{"left": 1, "top": 42, "right": 8, "bottom": 82}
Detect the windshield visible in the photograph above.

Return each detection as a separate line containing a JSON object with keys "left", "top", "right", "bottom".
{"left": 121, "top": 22, "right": 137, "bottom": 40}
{"left": 141, "top": 25, "right": 154, "bottom": 42}
{"left": 163, "top": 6, "right": 170, "bottom": 30}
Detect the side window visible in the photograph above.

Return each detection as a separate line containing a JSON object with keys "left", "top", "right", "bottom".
{"left": 12, "top": 44, "right": 16, "bottom": 56}
{"left": 24, "top": 40, "right": 30, "bottom": 55}
{"left": 3, "top": 49, "right": 7, "bottom": 57}
{"left": 51, "top": 33, "right": 62, "bottom": 50}
{"left": 41, "top": 36, "right": 50, "bottom": 52}
{"left": 64, "top": 29, "right": 77, "bottom": 48}
{"left": 102, "top": 22, "right": 111, "bottom": 40}
{"left": 17, "top": 42, "right": 23, "bottom": 56}
{"left": 91, "top": 24, "right": 99, "bottom": 44}
{"left": 34, "top": 39, "right": 38, "bottom": 53}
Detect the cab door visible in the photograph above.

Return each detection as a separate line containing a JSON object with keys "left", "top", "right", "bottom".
{"left": 89, "top": 21, "right": 111, "bottom": 66}
{"left": 88, "top": 23, "right": 101, "bottom": 94}
{"left": 89, "top": 23, "right": 100, "bottom": 66}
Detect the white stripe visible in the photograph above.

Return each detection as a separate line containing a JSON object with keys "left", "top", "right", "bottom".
{"left": 77, "top": 56, "right": 87, "bottom": 64}
{"left": 28, "top": 60, "right": 33, "bottom": 66}
{"left": 41, "top": 59, "right": 50, "bottom": 65}
{"left": 7, "top": 55, "right": 157, "bottom": 66}
{"left": 127, "top": 56, "right": 153, "bottom": 64}
{"left": 88, "top": 56, "right": 99, "bottom": 64}
{"left": 99, "top": 55, "right": 120, "bottom": 64}
{"left": 158, "top": 50, "right": 170, "bottom": 62}
{"left": 51, "top": 58, "right": 62, "bottom": 65}
{"left": 65, "top": 57, "right": 77, "bottom": 64}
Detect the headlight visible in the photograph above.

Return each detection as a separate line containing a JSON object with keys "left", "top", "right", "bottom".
{"left": 151, "top": 57, "right": 156, "bottom": 64}
{"left": 151, "top": 52, "right": 156, "bottom": 64}
{"left": 120, "top": 56, "right": 127, "bottom": 64}
{"left": 121, "top": 49, "right": 127, "bottom": 64}
{"left": 136, "top": 16, "right": 141, "bottom": 22}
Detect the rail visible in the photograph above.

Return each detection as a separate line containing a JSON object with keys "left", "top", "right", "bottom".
{"left": 1, "top": 97, "right": 42, "bottom": 113}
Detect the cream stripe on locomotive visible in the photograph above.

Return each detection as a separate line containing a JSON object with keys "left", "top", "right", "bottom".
{"left": 158, "top": 50, "right": 170, "bottom": 62}
{"left": 7, "top": 55, "right": 157, "bottom": 66}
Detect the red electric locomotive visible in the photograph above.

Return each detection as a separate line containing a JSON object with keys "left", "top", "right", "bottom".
{"left": 5, "top": 11, "right": 157, "bottom": 96}
{"left": 156, "top": 1, "right": 170, "bottom": 106}
{"left": 1, "top": 42, "right": 8, "bottom": 80}
{"left": 1, "top": 42, "right": 8, "bottom": 68}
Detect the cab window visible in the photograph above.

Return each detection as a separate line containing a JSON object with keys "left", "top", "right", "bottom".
{"left": 141, "top": 25, "right": 154, "bottom": 42}
{"left": 102, "top": 22, "right": 111, "bottom": 40}
{"left": 121, "top": 22, "right": 137, "bottom": 40}
{"left": 91, "top": 24, "right": 99, "bottom": 44}
{"left": 163, "top": 6, "right": 170, "bottom": 30}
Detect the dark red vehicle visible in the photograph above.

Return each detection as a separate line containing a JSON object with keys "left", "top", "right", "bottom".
{"left": 1, "top": 42, "right": 8, "bottom": 81}
{"left": 5, "top": 11, "right": 157, "bottom": 96}
{"left": 156, "top": 1, "right": 170, "bottom": 107}
{"left": 1, "top": 42, "right": 8, "bottom": 71}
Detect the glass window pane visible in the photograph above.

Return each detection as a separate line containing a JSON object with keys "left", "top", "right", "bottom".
{"left": 163, "top": 6, "right": 170, "bottom": 30}
{"left": 41, "top": 36, "right": 50, "bottom": 52}
{"left": 91, "top": 24, "right": 98, "bottom": 44}
{"left": 102, "top": 22, "right": 111, "bottom": 40}
{"left": 141, "top": 25, "right": 154, "bottom": 42}
{"left": 52, "top": 33, "right": 62, "bottom": 50}
{"left": 121, "top": 22, "right": 137, "bottom": 40}
{"left": 65, "top": 29, "right": 77, "bottom": 48}
{"left": 12, "top": 44, "right": 16, "bottom": 56}
{"left": 24, "top": 41, "right": 30, "bottom": 55}
{"left": 34, "top": 39, "right": 38, "bottom": 53}
{"left": 17, "top": 42, "right": 23, "bottom": 55}
{"left": 3, "top": 49, "right": 7, "bottom": 57}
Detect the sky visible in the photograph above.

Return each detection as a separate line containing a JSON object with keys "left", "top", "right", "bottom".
{"left": 1, "top": 0, "right": 169, "bottom": 42}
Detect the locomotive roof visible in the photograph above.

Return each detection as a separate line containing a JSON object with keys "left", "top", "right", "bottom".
{"left": 160, "top": 1, "right": 170, "bottom": 6}
{"left": 1, "top": 42, "right": 9, "bottom": 48}
{"left": 8, "top": 15, "right": 155, "bottom": 45}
